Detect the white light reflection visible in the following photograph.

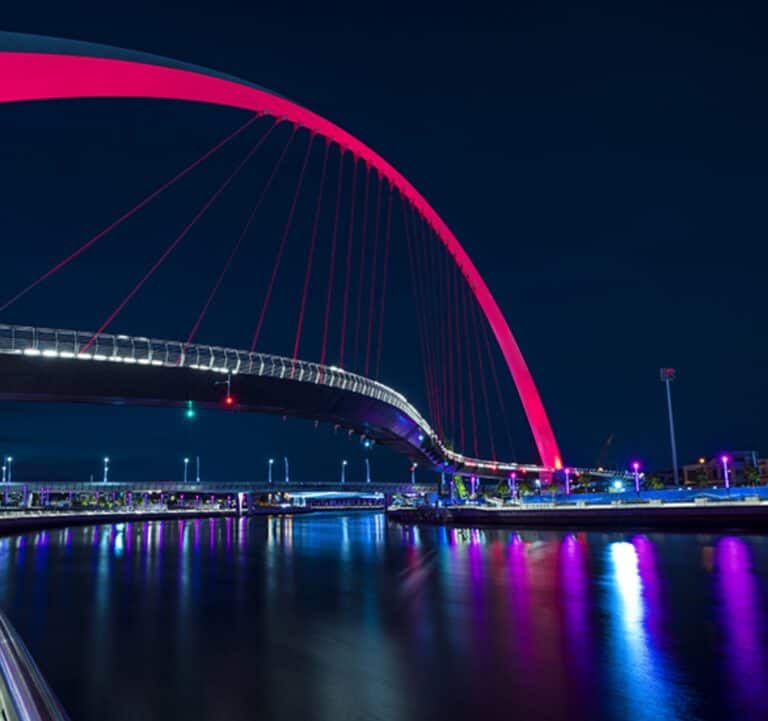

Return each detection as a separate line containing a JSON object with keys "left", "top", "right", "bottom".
{"left": 606, "top": 542, "right": 688, "bottom": 721}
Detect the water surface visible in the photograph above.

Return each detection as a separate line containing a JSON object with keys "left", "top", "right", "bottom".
{"left": 0, "top": 513, "right": 766, "bottom": 721}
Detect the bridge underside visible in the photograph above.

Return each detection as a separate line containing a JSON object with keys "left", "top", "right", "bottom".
{"left": 0, "top": 355, "right": 447, "bottom": 468}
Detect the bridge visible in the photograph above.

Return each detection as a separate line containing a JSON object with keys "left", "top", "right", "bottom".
{"left": 0, "top": 33, "right": 573, "bottom": 482}
{"left": 0, "top": 323, "right": 547, "bottom": 480}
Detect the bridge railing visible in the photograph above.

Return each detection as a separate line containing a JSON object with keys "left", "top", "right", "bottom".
{"left": 0, "top": 323, "right": 434, "bottom": 433}
{"left": 0, "top": 608, "right": 70, "bottom": 720}
{"left": 0, "top": 323, "right": 555, "bottom": 476}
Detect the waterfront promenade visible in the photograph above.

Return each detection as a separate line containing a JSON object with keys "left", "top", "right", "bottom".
{"left": 388, "top": 490, "right": 768, "bottom": 530}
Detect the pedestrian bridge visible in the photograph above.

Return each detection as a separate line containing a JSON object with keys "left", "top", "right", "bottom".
{"left": 0, "top": 323, "right": 547, "bottom": 479}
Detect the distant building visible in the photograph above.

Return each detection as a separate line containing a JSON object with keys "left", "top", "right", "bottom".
{"left": 682, "top": 451, "right": 766, "bottom": 487}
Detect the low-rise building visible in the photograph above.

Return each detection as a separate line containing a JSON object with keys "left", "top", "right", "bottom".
{"left": 682, "top": 451, "right": 765, "bottom": 487}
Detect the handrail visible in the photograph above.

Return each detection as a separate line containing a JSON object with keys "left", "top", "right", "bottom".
{"left": 0, "top": 323, "right": 551, "bottom": 475}
{"left": 0, "top": 609, "right": 70, "bottom": 721}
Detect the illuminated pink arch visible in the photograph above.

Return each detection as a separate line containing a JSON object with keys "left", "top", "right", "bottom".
{"left": 0, "top": 36, "right": 562, "bottom": 469}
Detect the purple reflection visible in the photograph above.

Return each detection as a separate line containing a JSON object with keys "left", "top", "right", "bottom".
{"left": 194, "top": 519, "right": 200, "bottom": 552}
{"left": 142, "top": 522, "right": 149, "bottom": 549}
{"left": 467, "top": 538, "right": 486, "bottom": 638}
{"left": 561, "top": 534, "right": 590, "bottom": 667}
{"left": 508, "top": 535, "right": 533, "bottom": 658}
{"left": 124, "top": 523, "right": 132, "bottom": 555}
{"left": 716, "top": 537, "right": 768, "bottom": 720}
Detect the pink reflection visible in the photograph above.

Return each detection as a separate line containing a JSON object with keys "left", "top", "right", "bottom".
{"left": 716, "top": 537, "right": 768, "bottom": 720}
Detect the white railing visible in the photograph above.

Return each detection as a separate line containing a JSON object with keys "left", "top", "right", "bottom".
{"left": 0, "top": 323, "right": 548, "bottom": 475}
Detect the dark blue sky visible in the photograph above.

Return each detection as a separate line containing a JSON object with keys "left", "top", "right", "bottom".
{"left": 0, "top": 2, "right": 766, "bottom": 482}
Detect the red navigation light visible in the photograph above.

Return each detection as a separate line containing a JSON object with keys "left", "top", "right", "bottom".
{"left": 224, "top": 394, "right": 235, "bottom": 406}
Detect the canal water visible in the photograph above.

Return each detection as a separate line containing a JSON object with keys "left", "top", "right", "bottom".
{"left": 0, "top": 513, "right": 766, "bottom": 721}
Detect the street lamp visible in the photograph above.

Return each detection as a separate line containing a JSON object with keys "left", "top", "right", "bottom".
{"left": 6, "top": 457, "right": 12, "bottom": 484}
{"left": 1, "top": 465, "right": 5, "bottom": 484}
{"left": 509, "top": 471, "right": 517, "bottom": 497}
{"left": 564, "top": 467, "right": 571, "bottom": 495}
{"left": 410, "top": 462, "right": 418, "bottom": 485}
{"left": 365, "top": 457, "right": 371, "bottom": 484}
{"left": 268, "top": 458, "right": 274, "bottom": 484}
{"left": 103, "top": 456, "right": 109, "bottom": 484}
{"left": 721, "top": 454, "right": 730, "bottom": 491}
{"left": 659, "top": 368, "right": 680, "bottom": 485}
{"left": 284, "top": 456, "right": 289, "bottom": 484}
{"left": 341, "top": 460, "right": 348, "bottom": 484}
{"left": 632, "top": 461, "right": 641, "bottom": 494}
{"left": 183, "top": 457, "right": 190, "bottom": 484}
{"left": 196, "top": 455, "right": 201, "bottom": 483}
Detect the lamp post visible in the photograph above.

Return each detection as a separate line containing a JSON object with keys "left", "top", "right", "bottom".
{"left": 365, "top": 458, "right": 371, "bottom": 484}
{"left": 564, "top": 467, "right": 571, "bottom": 495}
{"left": 410, "top": 463, "right": 417, "bottom": 486}
{"left": 632, "top": 461, "right": 641, "bottom": 494}
{"left": 509, "top": 471, "right": 517, "bottom": 497}
{"left": 721, "top": 454, "right": 730, "bottom": 491}
{"left": 341, "top": 460, "right": 348, "bottom": 484}
{"left": 284, "top": 456, "right": 289, "bottom": 484}
{"left": 183, "top": 457, "right": 189, "bottom": 484}
{"left": 6, "top": 457, "right": 12, "bottom": 484}
{"left": 268, "top": 458, "right": 274, "bottom": 484}
{"left": 103, "top": 456, "right": 109, "bottom": 484}
{"left": 1, "top": 465, "right": 5, "bottom": 484}
{"left": 659, "top": 368, "right": 680, "bottom": 485}
{"left": 196, "top": 455, "right": 201, "bottom": 483}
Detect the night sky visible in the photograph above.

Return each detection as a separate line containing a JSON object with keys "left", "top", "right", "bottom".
{"left": 0, "top": 2, "right": 766, "bottom": 483}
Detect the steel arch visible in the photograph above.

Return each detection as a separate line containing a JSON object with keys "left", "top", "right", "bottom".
{"left": 0, "top": 33, "right": 562, "bottom": 468}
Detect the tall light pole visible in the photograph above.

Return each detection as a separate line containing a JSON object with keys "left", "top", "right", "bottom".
{"left": 721, "top": 454, "right": 730, "bottom": 491}
{"left": 268, "top": 458, "right": 274, "bottom": 484}
{"left": 660, "top": 368, "right": 680, "bottom": 485}
{"left": 564, "top": 467, "right": 571, "bottom": 495}
{"left": 183, "top": 457, "right": 189, "bottom": 484}
{"left": 410, "top": 462, "right": 417, "bottom": 485}
{"left": 509, "top": 471, "right": 517, "bottom": 497}
{"left": 365, "top": 458, "right": 371, "bottom": 484}
{"left": 196, "top": 455, "right": 201, "bottom": 483}
{"left": 341, "top": 460, "right": 348, "bottom": 484}
{"left": 284, "top": 456, "right": 289, "bottom": 484}
{"left": 1, "top": 465, "right": 5, "bottom": 484}
{"left": 103, "top": 456, "right": 109, "bottom": 484}
{"left": 6, "top": 457, "right": 12, "bottom": 484}
{"left": 632, "top": 461, "right": 641, "bottom": 494}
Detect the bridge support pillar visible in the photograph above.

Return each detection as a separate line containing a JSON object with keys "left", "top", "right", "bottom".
{"left": 236, "top": 492, "right": 252, "bottom": 516}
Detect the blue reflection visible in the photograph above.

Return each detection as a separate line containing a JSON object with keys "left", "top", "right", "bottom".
{"left": 605, "top": 541, "right": 689, "bottom": 721}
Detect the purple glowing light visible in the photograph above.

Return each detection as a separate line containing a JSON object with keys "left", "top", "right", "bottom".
{"left": 632, "top": 461, "right": 640, "bottom": 471}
